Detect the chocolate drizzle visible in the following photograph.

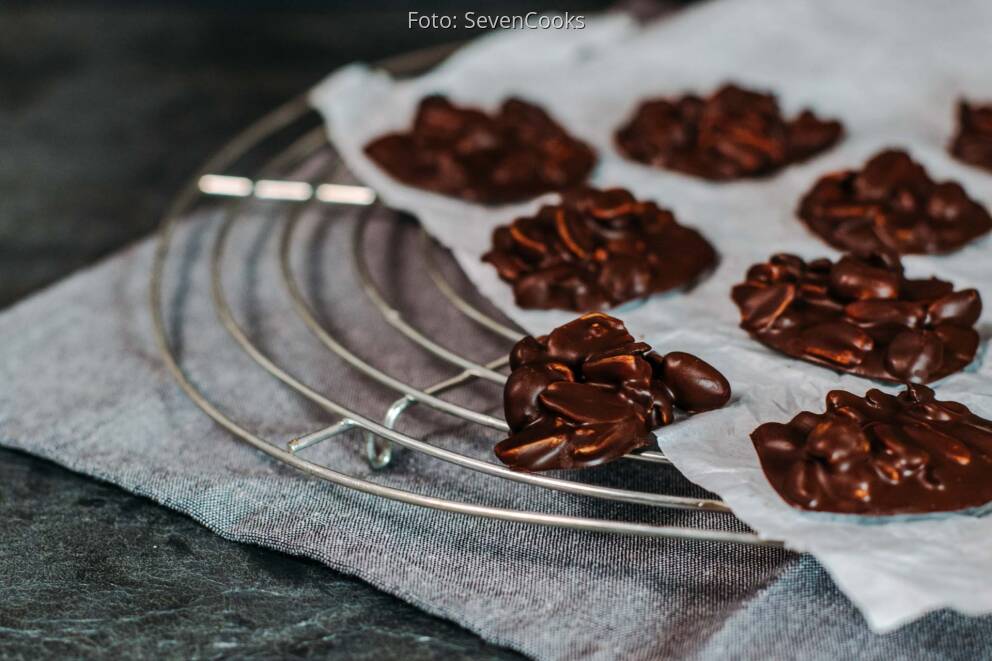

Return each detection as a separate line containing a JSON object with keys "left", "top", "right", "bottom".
{"left": 483, "top": 187, "right": 716, "bottom": 311}
{"left": 614, "top": 84, "right": 842, "bottom": 181}
{"left": 496, "top": 313, "right": 731, "bottom": 471}
{"left": 950, "top": 100, "right": 992, "bottom": 172}
{"left": 752, "top": 385, "right": 992, "bottom": 515}
{"left": 364, "top": 95, "right": 596, "bottom": 204}
{"left": 798, "top": 149, "right": 992, "bottom": 254}
{"left": 731, "top": 251, "right": 981, "bottom": 384}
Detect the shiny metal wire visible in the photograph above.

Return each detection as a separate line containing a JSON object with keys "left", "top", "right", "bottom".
{"left": 209, "top": 143, "right": 725, "bottom": 515}
{"left": 149, "top": 56, "right": 784, "bottom": 547}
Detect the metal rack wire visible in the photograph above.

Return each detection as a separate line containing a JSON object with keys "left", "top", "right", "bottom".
{"left": 149, "top": 49, "right": 783, "bottom": 548}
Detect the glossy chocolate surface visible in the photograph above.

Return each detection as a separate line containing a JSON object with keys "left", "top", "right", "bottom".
{"left": 364, "top": 95, "right": 595, "bottom": 204}
{"left": 731, "top": 251, "right": 981, "bottom": 384}
{"left": 798, "top": 149, "right": 992, "bottom": 254}
{"left": 496, "top": 313, "right": 731, "bottom": 471}
{"left": 482, "top": 187, "right": 716, "bottom": 311}
{"left": 950, "top": 100, "right": 992, "bottom": 172}
{"left": 752, "top": 385, "right": 992, "bottom": 515}
{"left": 614, "top": 84, "right": 842, "bottom": 181}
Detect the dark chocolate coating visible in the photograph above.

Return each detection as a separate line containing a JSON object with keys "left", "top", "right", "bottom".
{"left": 751, "top": 384, "right": 992, "bottom": 515}
{"left": 950, "top": 100, "right": 992, "bottom": 172}
{"left": 364, "top": 95, "right": 596, "bottom": 204}
{"left": 614, "top": 84, "right": 842, "bottom": 181}
{"left": 496, "top": 313, "right": 731, "bottom": 471}
{"left": 731, "top": 251, "right": 981, "bottom": 384}
{"left": 482, "top": 187, "right": 717, "bottom": 311}
{"left": 797, "top": 149, "right": 992, "bottom": 254}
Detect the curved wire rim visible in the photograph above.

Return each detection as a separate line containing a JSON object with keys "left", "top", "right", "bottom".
{"left": 420, "top": 228, "right": 523, "bottom": 342}
{"left": 279, "top": 194, "right": 508, "bottom": 431}
{"left": 213, "top": 144, "right": 725, "bottom": 511}
{"left": 350, "top": 212, "right": 508, "bottom": 383}
{"left": 148, "top": 89, "right": 781, "bottom": 546}
{"left": 345, "top": 192, "right": 673, "bottom": 465}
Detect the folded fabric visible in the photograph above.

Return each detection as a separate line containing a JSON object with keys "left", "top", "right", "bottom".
{"left": 3, "top": 205, "right": 991, "bottom": 659}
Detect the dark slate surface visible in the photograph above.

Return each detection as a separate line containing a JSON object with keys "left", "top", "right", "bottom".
{"left": 0, "top": 3, "right": 632, "bottom": 658}
{"left": 0, "top": 448, "right": 522, "bottom": 659}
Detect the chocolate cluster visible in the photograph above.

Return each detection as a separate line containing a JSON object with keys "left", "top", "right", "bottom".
{"left": 482, "top": 187, "right": 716, "bottom": 311}
{"left": 798, "top": 149, "right": 992, "bottom": 254}
{"left": 364, "top": 95, "right": 596, "bottom": 204}
{"left": 950, "top": 100, "right": 992, "bottom": 172}
{"left": 731, "top": 251, "right": 981, "bottom": 384}
{"left": 496, "top": 313, "right": 731, "bottom": 471}
{"left": 752, "top": 385, "right": 992, "bottom": 515}
{"left": 614, "top": 84, "right": 842, "bottom": 181}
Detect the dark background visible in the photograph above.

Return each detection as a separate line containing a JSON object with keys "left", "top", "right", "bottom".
{"left": 0, "top": 2, "right": 697, "bottom": 658}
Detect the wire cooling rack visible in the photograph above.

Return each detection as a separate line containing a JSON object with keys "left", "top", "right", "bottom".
{"left": 149, "top": 45, "right": 783, "bottom": 548}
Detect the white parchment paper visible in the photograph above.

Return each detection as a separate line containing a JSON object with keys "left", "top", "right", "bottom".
{"left": 311, "top": 0, "right": 992, "bottom": 632}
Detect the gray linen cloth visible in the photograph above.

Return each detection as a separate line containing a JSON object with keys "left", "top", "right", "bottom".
{"left": 2, "top": 201, "right": 990, "bottom": 660}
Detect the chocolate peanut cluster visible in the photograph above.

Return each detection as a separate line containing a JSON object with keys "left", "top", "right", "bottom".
{"left": 614, "top": 84, "right": 842, "bottom": 181}
{"left": 752, "top": 385, "right": 992, "bottom": 515}
{"left": 496, "top": 313, "right": 731, "bottom": 471}
{"left": 798, "top": 149, "right": 992, "bottom": 254}
{"left": 731, "top": 251, "right": 981, "bottom": 384}
{"left": 482, "top": 187, "right": 716, "bottom": 311}
{"left": 950, "top": 100, "right": 992, "bottom": 172}
{"left": 364, "top": 95, "right": 596, "bottom": 204}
